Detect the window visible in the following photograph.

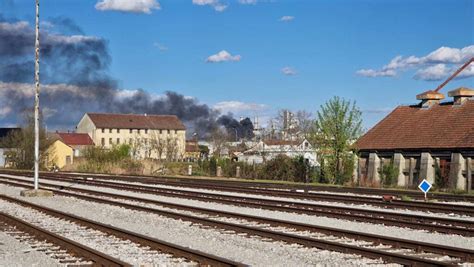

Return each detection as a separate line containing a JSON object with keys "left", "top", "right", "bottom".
{"left": 117, "top": 138, "right": 120, "bottom": 144}
{"left": 145, "top": 129, "right": 148, "bottom": 134}
{"left": 175, "top": 130, "right": 178, "bottom": 134}
{"left": 101, "top": 138, "right": 105, "bottom": 146}
{"left": 108, "top": 129, "right": 112, "bottom": 133}
{"left": 167, "top": 130, "right": 170, "bottom": 134}
{"left": 160, "top": 130, "right": 163, "bottom": 134}
{"left": 130, "top": 129, "right": 132, "bottom": 134}
{"left": 144, "top": 139, "right": 148, "bottom": 145}
{"left": 117, "top": 129, "right": 120, "bottom": 133}
{"left": 129, "top": 138, "right": 132, "bottom": 144}
{"left": 109, "top": 138, "right": 113, "bottom": 145}
{"left": 101, "top": 128, "right": 105, "bottom": 133}
{"left": 137, "top": 129, "right": 141, "bottom": 134}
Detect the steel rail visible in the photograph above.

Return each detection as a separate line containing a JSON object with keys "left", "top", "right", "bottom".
{"left": 48, "top": 172, "right": 474, "bottom": 216}
{"left": 0, "top": 193, "right": 243, "bottom": 267}
{"left": 0, "top": 184, "right": 468, "bottom": 266}
{"left": 4, "top": 174, "right": 471, "bottom": 236}
{"left": 0, "top": 212, "right": 131, "bottom": 267}
{"left": 3, "top": 169, "right": 473, "bottom": 202}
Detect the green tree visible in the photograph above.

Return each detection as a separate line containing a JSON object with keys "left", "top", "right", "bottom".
{"left": 379, "top": 161, "right": 399, "bottom": 187}
{"left": 313, "top": 96, "right": 362, "bottom": 184}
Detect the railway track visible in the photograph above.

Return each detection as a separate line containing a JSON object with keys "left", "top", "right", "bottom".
{"left": 1, "top": 180, "right": 472, "bottom": 266}
{"left": 2, "top": 174, "right": 472, "bottom": 237}
{"left": 46, "top": 173, "right": 474, "bottom": 216}
{"left": 0, "top": 212, "right": 130, "bottom": 267}
{"left": 9, "top": 170, "right": 472, "bottom": 216}
{"left": 49, "top": 170, "right": 474, "bottom": 202}
{"left": 0, "top": 193, "right": 243, "bottom": 267}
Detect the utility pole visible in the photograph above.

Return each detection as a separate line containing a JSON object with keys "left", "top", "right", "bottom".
{"left": 33, "top": 0, "right": 40, "bottom": 190}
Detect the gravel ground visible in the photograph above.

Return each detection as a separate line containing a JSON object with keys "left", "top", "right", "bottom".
{"left": 2, "top": 175, "right": 474, "bottom": 248}
{"left": 48, "top": 174, "right": 474, "bottom": 220}
{"left": 0, "top": 231, "right": 64, "bottom": 267}
{"left": 0, "top": 199, "right": 192, "bottom": 267}
{"left": 0, "top": 184, "right": 393, "bottom": 266}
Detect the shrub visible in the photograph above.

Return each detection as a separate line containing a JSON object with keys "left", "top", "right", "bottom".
{"left": 379, "top": 161, "right": 398, "bottom": 187}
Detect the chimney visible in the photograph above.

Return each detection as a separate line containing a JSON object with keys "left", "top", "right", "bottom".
{"left": 448, "top": 87, "right": 474, "bottom": 105}
{"left": 416, "top": 90, "right": 445, "bottom": 108}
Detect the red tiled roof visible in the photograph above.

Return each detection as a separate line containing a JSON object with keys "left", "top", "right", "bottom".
{"left": 57, "top": 133, "right": 94, "bottom": 146}
{"left": 87, "top": 113, "right": 186, "bottom": 130}
{"left": 355, "top": 100, "right": 474, "bottom": 150}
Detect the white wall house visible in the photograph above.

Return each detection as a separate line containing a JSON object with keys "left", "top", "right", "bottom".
{"left": 76, "top": 113, "right": 186, "bottom": 160}
{"left": 0, "top": 128, "right": 21, "bottom": 168}
{"left": 237, "top": 139, "right": 319, "bottom": 166}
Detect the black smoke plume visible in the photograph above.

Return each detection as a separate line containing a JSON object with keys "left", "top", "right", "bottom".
{"left": 0, "top": 14, "right": 247, "bottom": 138}
{"left": 217, "top": 115, "right": 255, "bottom": 140}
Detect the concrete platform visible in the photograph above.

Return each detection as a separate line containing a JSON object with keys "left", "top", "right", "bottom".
{"left": 20, "top": 189, "right": 54, "bottom": 197}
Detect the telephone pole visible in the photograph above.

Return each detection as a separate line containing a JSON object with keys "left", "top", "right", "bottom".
{"left": 33, "top": 0, "right": 40, "bottom": 190}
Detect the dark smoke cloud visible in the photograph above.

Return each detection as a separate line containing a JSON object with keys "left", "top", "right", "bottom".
{"left": 48, "top": 17, "right": 85, "bottom": 35}
{"left": 217, "top": 115, "right": 254, "bottom": 140}
{"left": 0, "top": 14, "right": 245, "bottom": 138}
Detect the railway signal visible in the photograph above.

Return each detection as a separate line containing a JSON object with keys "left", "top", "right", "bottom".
{"left": 418, "top": 179, "right": 432, "bottom": 201}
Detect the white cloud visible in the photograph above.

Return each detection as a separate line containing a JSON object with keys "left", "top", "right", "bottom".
{"left": 47, "top": 35, "right": 100, "bottom": 44}
{"left": 356, "top": 45, "right": 474, "bottom": 81}
{"left": 0, "top": 107, "right": 11, "bottom": 118}
{"left": 153, "top": 42, "right": 168, "bottom": 51}
{"left": 95, "top": 0, "right": 161, "bottom": 14}
{"left": 239, "top": 0, "right": 257, "bottom": 4}
{"left": 0, "top": 21, "right": 30, "bottom": 32}
{"left": 281, "top": 66, "right": 297, "bottom": 76}
{"left": 279, "top": 16, "right": 294, "bottom": 22}
{"left": 356, "top": 68, "right": 396, "bottom": 78}
{"left": 206, "top": 50, "right": 241, "bottom": 63}
{"left": 413, "top": 64, "right": 450, "bottom": 81}
{"left": 192, "top": 0, "right": 227, "bottom": 12}
{"left": 214, "top": 101, "right": 268, "bottom": 113}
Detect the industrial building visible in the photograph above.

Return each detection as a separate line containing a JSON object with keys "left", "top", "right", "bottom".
{"left": 355, "top": 87, "right": 474, "bottom": 191}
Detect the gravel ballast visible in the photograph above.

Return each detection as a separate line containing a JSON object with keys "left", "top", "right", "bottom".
{"left": 2, "top": 174, "right": 474, "bottom": 250}
{"left": 0, "top": 231, "right": 63, "bottom": 267}
{"left": 0, "top": 184, "right": 391, "bottom": 266}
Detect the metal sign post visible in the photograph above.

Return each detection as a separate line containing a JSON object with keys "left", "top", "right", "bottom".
{"left": 33, "top": 0, "right": 40, "bottom": 190}
{"left": 418, "top": 179, "right": 432, "bottom": 202}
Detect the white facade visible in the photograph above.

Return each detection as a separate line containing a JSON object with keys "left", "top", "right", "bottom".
{"left": 237, "top": 139, "right": 319, "bottom": 166}
{"left": 76, "top": 113, "right": 186, "bottom": 160}
{"left": 0, "top": 148, "right": 5, "bottom": 167}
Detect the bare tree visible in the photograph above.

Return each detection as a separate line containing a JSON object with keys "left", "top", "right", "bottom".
{"left": 209, "top": 128, "right": 228, "bottom": 157}
{"left": 165, "top": 137, "right": 178, "bottom": 162}
{"left": 295, "top": 110, "right": 314, "bottom": 138}
{"left": 129, "top": 134, "right": 143, "bottom": 159}
{"left": 149, "top": 131, "right": 166, "bottom": 161}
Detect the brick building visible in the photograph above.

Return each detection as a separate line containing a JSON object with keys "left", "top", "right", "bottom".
{"left": 355, "top": 87, "right": 474, "bottom": 191}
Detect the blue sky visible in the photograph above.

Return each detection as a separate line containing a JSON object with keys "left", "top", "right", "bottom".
{"left": 2, "top": 0, "right": 473, "bottom": 129}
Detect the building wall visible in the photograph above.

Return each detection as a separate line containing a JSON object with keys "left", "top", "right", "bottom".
{"left": 0, "top": 148, "right": 5, "bottom": 167}
{"left": 237, "top": 140, "right": 318, "bottom": 166}
{"left": 47, "top": 140, "right": 74, "bottom": 169}
{"left": 357, "top": 151, "right": 473, "bottom": 191}
{"left": 76, "top": 115, "right": 186, "bottom": 160}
